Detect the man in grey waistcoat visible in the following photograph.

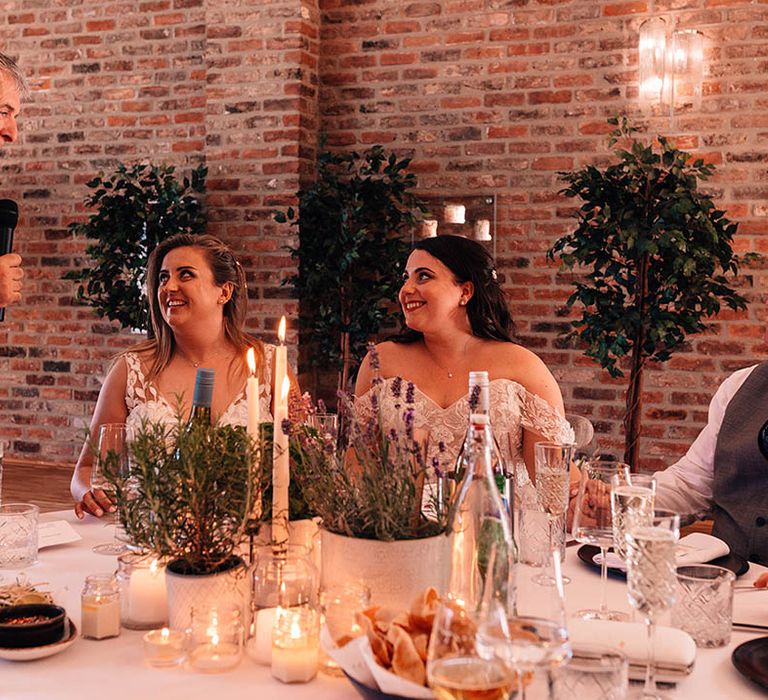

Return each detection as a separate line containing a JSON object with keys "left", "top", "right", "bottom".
{"left": 655, "top": 362, "right": 768, "bottom": 563}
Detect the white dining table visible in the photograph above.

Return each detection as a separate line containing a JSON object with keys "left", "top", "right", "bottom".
{"left": 2, "top": 510, "right": 768, "bottom": 699}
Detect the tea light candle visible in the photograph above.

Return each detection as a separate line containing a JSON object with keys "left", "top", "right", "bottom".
{"left": 189, "top": 640, "right": 241, "bottom": 672}
{"left": 271, "top": 607, "right": 319, "bottom": 684}
{"left": 444, "top": 204, "right": 465, "bottom": 224}
{"left": 143, "top": 627, "right": 186, "bottom": 667}
{"left": 188, "top": 607, "right": 243, "bottom": 673}
{"left": 127, "top": 558, "right": 167, "bottom": 628}
{"left": 473, "top": 219, "right": 491, "bottom": 241}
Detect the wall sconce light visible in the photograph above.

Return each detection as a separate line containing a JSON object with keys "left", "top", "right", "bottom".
{"left": 639, "top": 18, "right": 704, "bottom": 119}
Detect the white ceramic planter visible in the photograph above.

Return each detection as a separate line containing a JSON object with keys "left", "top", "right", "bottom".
{"left": 320, "top": 530, "right": 451, "bottom": 609}
{"left": 164, "top": 559, "right": 249, "bottom": 631}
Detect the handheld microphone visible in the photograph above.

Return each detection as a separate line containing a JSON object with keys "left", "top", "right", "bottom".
{"left": 0, "top": 199, "right": 19, "bottom": 322}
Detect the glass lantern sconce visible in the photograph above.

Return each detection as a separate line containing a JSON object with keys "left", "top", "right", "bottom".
{"left": 639, "top": 18, "right": 703, "bottom": 120}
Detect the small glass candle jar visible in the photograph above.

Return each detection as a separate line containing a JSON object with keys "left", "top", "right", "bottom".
{"left": 117, "top": 552, "right": 168, "bottom": 630}
{"left": 187, "top": 606, "right": 242, "bottom": 673}
{"left": 271, "top": 606, "right": 320, "bottom": 683}
{"left": 81, "top": 574, "right": 121, "bottom": 640}
{"left": 246, "top": 544, "right": 317, "bottom": 665}
{"left": 143, "top": 627, "right": 186, "bottom": 667}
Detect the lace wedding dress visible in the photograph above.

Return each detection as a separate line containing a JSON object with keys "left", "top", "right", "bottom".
{"left": 123, "top": 344, "right": 275, "bottom": 435}
{"left": 355, "top": 377, "right": 574, "bottom": 486}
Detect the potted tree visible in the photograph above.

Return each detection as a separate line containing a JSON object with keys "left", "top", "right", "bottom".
{"left": 549, "top": 115, "right": 754, "bottom": 469}
{"left": 107, "top": 416, "right": 261, "bottom": 629}
{"left": 65, "top": 162, "right": 207, "bottom": 332}
{"left": 275, "top": 145, "right": 426, "bottom": 395}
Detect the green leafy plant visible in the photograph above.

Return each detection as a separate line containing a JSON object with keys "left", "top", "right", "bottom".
{"left": 275, "top": 145, "right": 426, "bottom": 393}
{"left": 106, "top": 417, "right": 260, "bottom": 575}
{"left": 549, "top": 115, "right": 754, "bottom": 468}
{"left": 65, "top": 162, "right": 207, "bottom": 331}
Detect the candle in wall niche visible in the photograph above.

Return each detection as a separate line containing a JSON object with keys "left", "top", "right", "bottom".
{"left": 444, "top": 204, "right": 465, "bottom": 224}
{"left": 272, "top": 317, "right": 289, "bottom": 545}
{"left": 246, "top": 347, "right": 260, "bottom": 442}
{"left": 421, "top": 219, "right": 438, "bottom": 238}
{"left": 473, "top": 219, "right": 491, "bottom": 241}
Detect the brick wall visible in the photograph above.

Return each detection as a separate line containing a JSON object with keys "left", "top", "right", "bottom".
{"left": 1, "top": 0, "right": 767, "bottom": 471}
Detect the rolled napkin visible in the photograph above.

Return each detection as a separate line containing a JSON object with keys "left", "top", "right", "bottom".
{"left": 568, "top": 619, "right": 696, "bottom": 681}
{"left": 675, "top": 532, "right": 730, "bottom": 565}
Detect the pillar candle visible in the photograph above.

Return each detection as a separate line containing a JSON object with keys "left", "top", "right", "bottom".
{"left": 272, "top": 316, "right": 289, "bottom": 545}
{"left": 127, "top": 559, "right": 167, "bottom": 627}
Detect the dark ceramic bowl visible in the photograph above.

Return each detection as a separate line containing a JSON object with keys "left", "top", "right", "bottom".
{"left": 344, "top": 672, "right": 425, "bottom": 700}
{"left": 0, "top": 604, "right": 67, "bottom": 648}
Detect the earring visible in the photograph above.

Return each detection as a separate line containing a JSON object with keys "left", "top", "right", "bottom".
{"left": 459, "top": 299, "right": 466, "bottom": 307}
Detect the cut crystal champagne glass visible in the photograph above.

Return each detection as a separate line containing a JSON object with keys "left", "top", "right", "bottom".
{"left": 625, "top": 509, "right": 680, "bottom": 700}
{"left": 91, "top": 423, "right": 130, "bottom": 555}
{"left": 533, "top": 442, "right": 573, "bottom": 586}
{"left": 572, "top": 460, "right": 630, "bottom": 620}
{"left": 610, "top": 472, "right": 656, "bottom": 562}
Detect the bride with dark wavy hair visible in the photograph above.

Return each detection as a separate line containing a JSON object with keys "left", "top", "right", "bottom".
{"left": 355, "top": 234, "right": 572, "bottom": 483}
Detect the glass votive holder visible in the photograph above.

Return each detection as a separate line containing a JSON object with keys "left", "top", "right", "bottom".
{"left": 319, "top": 580, "right": 371, "bottom": 676}
{"left": 143, "top": 627, "right": 186, "bottom": 667}
{"left": 272, "top": 605, "right": 320, "bottom": 683}
{"left": 672, "top": 564, "right": 735, "bottom": 647}
{"left": 0, "top": 503, "right": 40, "bottom": 569}
{"left": 246, "top": 544, "right": 317, "bottom": 666}
{"left": 187, "top": 606, "right": 243, "bottom": 673}
{"left": 553, "top": 644, "right": 628, "bottom": 699}
{"left": 117, "top": 552, "right": 168, "bottom": 630}
{"left": 81, "top": 573, "right": 121, "bottom": 640}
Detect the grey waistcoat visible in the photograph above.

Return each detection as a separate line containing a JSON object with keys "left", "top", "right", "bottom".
{"left": 712, "top": 361, "right": 768, "bottom": 563}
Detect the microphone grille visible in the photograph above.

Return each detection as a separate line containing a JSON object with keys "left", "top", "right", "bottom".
{"left": 0, "top": 199, "right": 19, "bottom": 229}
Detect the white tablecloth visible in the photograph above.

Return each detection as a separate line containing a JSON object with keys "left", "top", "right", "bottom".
{"left": 2, "top": 511, "right": 768, "bottom": 698}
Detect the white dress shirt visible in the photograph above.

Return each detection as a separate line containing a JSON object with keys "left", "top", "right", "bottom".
{"left": 654, "top": 364, "right": 758, "bottom": 516}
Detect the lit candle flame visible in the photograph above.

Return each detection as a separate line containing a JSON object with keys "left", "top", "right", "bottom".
{"left": 246, "top": 347, "right": 256, "bottom": 375}
{"left": 278, "top": 316, "right": 286, "bottom": 344}
{"left": 161, "top": 627, "right": 169, "bottom": 641}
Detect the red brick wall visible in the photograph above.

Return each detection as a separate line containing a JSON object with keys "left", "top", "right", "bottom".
{"left": 0, "top": 0, "right": 317, "bottom": 462}
{"left": 1, "top": 0, "right": 767, "bottom": 471}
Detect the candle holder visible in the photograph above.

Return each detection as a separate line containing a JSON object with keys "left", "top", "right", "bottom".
{"left": 187, "top": 606, "right": 242, "bottom": 673}
{"left": 246, "top": 544, "right": 317, "bottom": 665}
{"left": 143, "top": 627, "right": 186, "bottom": 667}
{"left": 117, "top": 552, "right": 168, "bottom": 630}
{"left": 81, "top": 573, "right": 121, "bottom": 640}
{"left": 271, "top": 605, "right": 320, "bottom": 683}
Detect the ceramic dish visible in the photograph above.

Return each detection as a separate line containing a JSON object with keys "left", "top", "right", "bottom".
{"left": 0, "top": 604, "right": 66, "bottom": 648}
{"left": 732, "top": 636, "right": 768, "bottom": 690}
{"left": 345, "top": 671, "right": 428, "bottom": 700}
{"left": 0, "top": 618, "right": 77, "bottom": 662}
{"left": 577, "top": 544, "right": 749, "bottom": 577}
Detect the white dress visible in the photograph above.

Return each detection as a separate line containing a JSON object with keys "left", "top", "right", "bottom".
{"left": 355, "top": 376, "right": 574, "bottom": 486}
{"left": 123, "top": 344, "right": 275, "bottom": 435}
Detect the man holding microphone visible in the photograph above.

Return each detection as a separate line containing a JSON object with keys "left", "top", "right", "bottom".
{"left": 0, "top": 51, "right": 26, "bottom": 310}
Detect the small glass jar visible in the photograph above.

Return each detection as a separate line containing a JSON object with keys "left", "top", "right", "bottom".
{"left": 187, "top": 606, "right": 243, "bottom": 673}
{"left": 116, "top": 552, "right": 168, "bottom": 630}
{"left": 246, "top": 544, "right": 318, "bottom": 665}
{"left": 272, "top": 605, "right": 320, "bottom": 683}
{"left": 81, "top": 573, "right": 121, "bottom": 640}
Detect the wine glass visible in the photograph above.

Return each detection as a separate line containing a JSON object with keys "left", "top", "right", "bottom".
{"left": 625, "top": 509, "right": 680, "bottom": 700}
{"left": 571, "top": 460, "right": 630, "bottom": 621}
{"left": 427, "top": 598, "right": 515, "bottom": 700}
{"left": 476, "top": 553, "right": 571, "bottom": 699}
{"left": 91, "top": 423, "right": 130, "bottom": 555}
{"left": 533, "top": 442, "right": 573, "bottom": 586}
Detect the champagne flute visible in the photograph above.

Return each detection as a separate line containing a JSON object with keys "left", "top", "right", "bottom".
{"left": 625, "top": 510, "right": 680, "bottom": 700}
{"left": 571, "top": 461, "right": 630, "bottom": 621}
{"left": 533, "top": 442, "right": 573, "bottom": 586}
{"left": 611, "top": 472, "right": 656, "bottom": 562}
{"left": 91, "top": 423, "right": 130, "bottom": 555}
{"left": 427, "top": 598, "right": 515, "bottom": 700}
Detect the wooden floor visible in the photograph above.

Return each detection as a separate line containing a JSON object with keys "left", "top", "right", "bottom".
{"left": 2, "top": 458, "right": 73, "bottom": 513}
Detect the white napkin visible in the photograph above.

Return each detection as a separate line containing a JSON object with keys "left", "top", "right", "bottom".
{"left": 675, "top": 532, "right": 730, "bottom": 566}
{"left": 568, "top": 619, "right": 696, "bottom": 681}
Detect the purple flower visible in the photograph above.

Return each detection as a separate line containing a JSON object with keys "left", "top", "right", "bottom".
{"left": 281, "top": 418, "right": 293, "bottom": 436}
{"left": 390, "top": 376, "right": 403, "bottom": 399}
{"left": 317, "top": 398, "right": 327, "bottom": 414}
{"left": 438, "top": 440, "right": 446, "bottom": 453}
{"left": 405, "top": 382, "right": 415, "bottom": 405}
{"left": 368, "top": 343, "right": 380, "bottom": 372}
{"left": 403, "top": 407, "right": 414, "bottom": 440}
{"left": 432, "top": 455, "right": 444, "bottom": 479}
